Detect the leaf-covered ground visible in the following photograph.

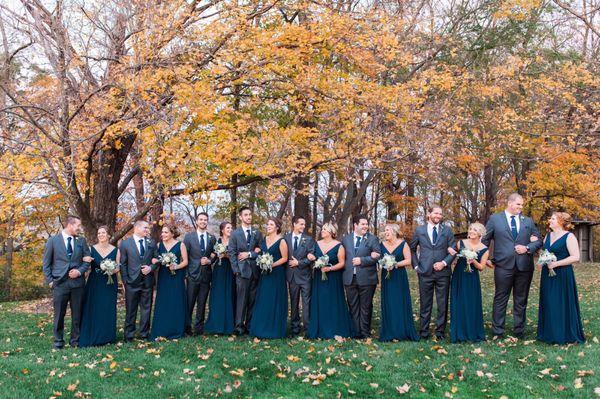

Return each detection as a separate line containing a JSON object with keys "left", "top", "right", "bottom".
{"left": 1, "top": 263, "right": 598, "bottom": 398}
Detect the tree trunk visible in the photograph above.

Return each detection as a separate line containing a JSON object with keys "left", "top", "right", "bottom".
{"left": 311, "top": 171, "right": 319, "bottom": 238}
{"left": 3, "top": 215, "right": 14, "bottom": 299}
{"left": 293, "top": 174, "right": 311, "bottom": 228}
{"left": 230, "top": 174, "right": 238, "bottom": 228}
{"left": 483, "top": 164, "right": 497, "bottom": 222}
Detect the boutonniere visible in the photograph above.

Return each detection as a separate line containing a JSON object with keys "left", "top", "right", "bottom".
{"left": 301, "top": 237, "right": 307, "bottom": 245}
{"left": 520, "top": 215, "right": 525, "bottom": 222}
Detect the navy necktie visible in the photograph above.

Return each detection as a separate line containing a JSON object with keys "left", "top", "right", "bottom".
{"left": 510, "top": 216, "right": 518, "bottom": 239}
{"left": 293, "top": 236, "right": 299, "bottom": 251}
{"left": 355, "top": 236, "right": 362, "bottom": 248}
{"left": 66, "top": 237, "right": 73, "bottom": 258}
{"left": 200, "top": 234, "right": 206, "bottom": 253}
{"left": 139, "top": 239, "right": 145, "bottom": 257}
{"left": 246, "top": 229, "right": 251, "bottom": 249}
{"left": 432, "top": 226, "right": 438, "bottom": 245}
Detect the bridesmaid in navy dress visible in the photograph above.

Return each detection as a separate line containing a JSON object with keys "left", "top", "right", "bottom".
{"left": 537, "top": 212, "right": 585, "bottom": 344}
{"left": 249, "top": 218, "right": 288, "bottom": 338}
{"left": 249, "top": 217, "right": 289, "bottom": 339}
{"left": 150, "top": 224, "right": 189, "bottom": 340}
{"left": 79, "top": 226, "right": 119, "bottom": 347}
{"left": 450, "top": 222, "right": 488, "bottom": 343}
{"left": 205, "top": 222, "right": 235, "bottom": 334}
{"left": 307, "top": 222, "right": 356, "bottom": 339}
{"left": 379, "top": 223, "right": 419, "bottom": 342}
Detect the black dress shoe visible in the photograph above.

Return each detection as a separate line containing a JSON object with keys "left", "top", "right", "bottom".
{"left": 514, "top": 332, "right": 525, "bottom": 339}
{"left": 233, "top": 329, "right": 244, "bottom": 336}
{"left": 53, "top": 345, "right": 64, "bottom": 350}
{"left": 435, "top": 335, "right": 445, "bottom": 341}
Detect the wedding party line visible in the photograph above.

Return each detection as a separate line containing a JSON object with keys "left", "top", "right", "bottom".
{"left": 42, "top": 193, "right": 585, "bottom": 349}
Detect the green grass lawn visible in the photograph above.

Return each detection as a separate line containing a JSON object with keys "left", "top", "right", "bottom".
{"left": 1, "top": 264, "right": 598, "bottom": 399}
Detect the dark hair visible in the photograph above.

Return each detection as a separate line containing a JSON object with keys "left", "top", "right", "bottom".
{"left": 267, "top": 217, "right": 283, "bottom": 234}
{"left": 64, "top": 215, "right": 80, "bottom": 227}
{"left": 162, "top": 223, "right": 180, "bottom": 238}
{"left": 352, "top": 214, "right": 368, "bottom": 226}
{"left": 238, "top": 206, "right": 251, "bottom": 215}
{"left": 97, "top": 225, "right": 111, "bottom": 235}
{"left": 428, "top": 204, "right": 442, "bottom": 213}
{"left": 219, "top": 221, "right": 232, "bottom": 236}
{"left": 197, "top": 212, "right": 209, "bottom": 220}
{"left": 292, "top": 215, "right": 306, "bottom": 225}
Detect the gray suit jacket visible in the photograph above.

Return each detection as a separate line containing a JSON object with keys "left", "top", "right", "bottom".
{"left": 228, "top": 227, "right": 263, "bottom": 279}
{"left": 42, "top": 234, "right": 91, "bottom": 286}
{"left": 410, "top": 224, "right": 456, "bottom": 277}
{"left": 183, "top": 231, "right": 217, "bottom": 283}
{"left": 341, "top": 232, "right": 381, "bottom": 286}
{"left": 119, "top": 236, "right": 158, "bottom": 288}
{"left": 284, "top": 232, "right": 315, "bottom": 285}
{"left": 482, "top": 212, "right": 542, "bottom": 271}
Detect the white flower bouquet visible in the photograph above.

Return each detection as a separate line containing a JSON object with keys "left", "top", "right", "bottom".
{"left": 378, "top": 254, "right": 397, "bottom": 279}
{"left": 457, "top": 248, "right": 478, "bottom": 272}
{"left": 100, "top": 259, "right": 118, "bottom": 284}
{"left": 257, "top": 253, "right": 274, "bottom": 274}
{"left": 158, "top": 252, "right": 178, "bottom": 275}
{"left": 537, "top": 249, "right": 558, "bottom": 277}
{"left": 313, "top": 255, "right": 331, "bottom": 280}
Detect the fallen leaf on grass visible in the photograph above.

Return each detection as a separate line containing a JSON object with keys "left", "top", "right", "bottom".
{"left": 396, "top": 384, "right": 410, "bottom": 394}
{"left": 230, "top": 369, "right": 244, "bottom": 377}
{"left": 66, "top": 381, "right": 79, "bottom": 392}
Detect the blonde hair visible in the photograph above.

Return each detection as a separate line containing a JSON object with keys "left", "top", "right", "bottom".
{"left": 553, "top": 212, "right": 574, "bottom": 230}
{"left": 321, "top": 222, "right": 338, "bottom": 239}
{"left": 384, "top": 223, "right": 403, "bottom": 239}
{"left": 468, "top": 222, "right": 486, "bottom": 238}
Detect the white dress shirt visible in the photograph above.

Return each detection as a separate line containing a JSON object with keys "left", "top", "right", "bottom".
{"left": 505, "top": 210, "right": 520, "bottom": 233}
{"left": 133, "top": 234, "right": 145, "bottom": 254}
{"left": 61, "top": 230, "right": 74, "bottom": 251}
{"left": 292, "top": 233, "right": 302, "bottom": 250}
{"left": 427, "top": 222, "right": 441, "bottom": 244}
{"left": 353, "top": 233, "right": 364, "bottom": 274}
{"left": 197, "top": 230, "right": 208, "bottom": 250}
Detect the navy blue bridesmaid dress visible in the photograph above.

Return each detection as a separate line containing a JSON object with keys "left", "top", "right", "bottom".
{"left": 537, "top": 233, "right": 585, "bottom": 344}
{"left": 379, "top": 241, "right": 419, "bottom": 342}
{"left": 79, "top": 246, "right": 118, "bottom": 347}
{"left": 150, "top": 241, "right": 188, "bottom": 340}
{"left": 450, "top": 241, "right": 486, "bottom": 343}
{"left": 204, "top": 238, "right": 235, "bottom": 334}
{"left": 307, "top": 243, "right": 356, "bottom": 339}
{"left": 249, "top": 237, "right": 288, "bottom": 338}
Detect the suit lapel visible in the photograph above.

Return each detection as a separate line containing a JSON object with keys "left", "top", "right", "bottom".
{"left": 501, "top": 213, "right": 516, "bottom": 241}
{"left": 193, "top": 231, "right": 201, "bottom": 253}
{"left": 132, "top": 237, "right": 143, "bottom": 257}
{"left": 56, "top": 234, "right": 67, "bottom": 258}
{"left": 515, "top": 215, "right": 527, "bottom": 241}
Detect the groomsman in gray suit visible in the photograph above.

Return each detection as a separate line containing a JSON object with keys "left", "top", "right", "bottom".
{"left": 410, "top": 205, "right": 456, "bottom": 340}
{"left": 183, "top": 212, "right": 217, "bottom": 335}
{"left": 284, "top": 215, "right": 315, "bottom": 335}
{"left": 482, "top": 193, "right": 542, "bottom": 339}
{"left": 119, "top": 220, "right": 158, "bottom": 341}
{"left": 228, "top": 206, "right": 263, "bottom": 335}
{"left": 342, "top": 214, "right": 381, "bottom": 339}
{"left": 42, "top": 215, "right": 91, "bottom": 349}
